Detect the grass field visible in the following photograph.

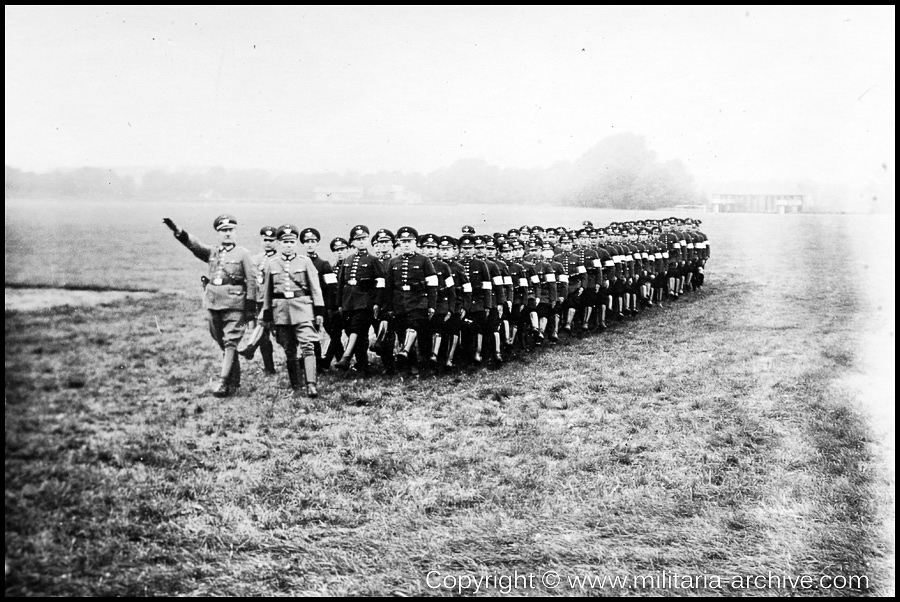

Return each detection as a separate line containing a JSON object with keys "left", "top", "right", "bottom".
{"left": 4, "top": 201, "right": 894, "bottom": 595}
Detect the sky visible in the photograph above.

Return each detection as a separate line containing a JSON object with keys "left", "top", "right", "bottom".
{"left": 4, "top": 5, "right": 895, "bottom": 192}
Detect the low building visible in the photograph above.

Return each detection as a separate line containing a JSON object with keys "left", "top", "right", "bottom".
{"left": 708, "top": 188, "right": 805, "bottom": 214}
{"left": 313, "top": 186, "right": 366, "bottom": 203}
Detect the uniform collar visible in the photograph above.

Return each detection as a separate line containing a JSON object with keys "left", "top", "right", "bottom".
{"left": 265, "top": 249, "right": 276, "bottom": 256}
{"left": 220, "top": 243, "right": 236, "bottom": 252}
{"left": 282, "top": 252, "right": 296, "bottom": 261}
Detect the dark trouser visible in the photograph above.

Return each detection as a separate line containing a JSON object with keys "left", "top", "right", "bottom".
{"left": 344, "top": 308, "right": 374, "bottom": 369}
{"left": 322, "top": 310, "right": 344, "bottom": 368}
{"left": 461, "top": 310, "right": 487, "bottom": 364}
{"left": 255, "top": 302, "right": 275, "bottom": 372}
{"left": 208, "top": 309, "right": 245, "bottom": 387}
{"left": 394, "top": 309, "right": 430, "bottom": 367}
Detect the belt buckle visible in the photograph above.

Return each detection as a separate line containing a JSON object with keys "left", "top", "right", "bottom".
{"left": 212, "top": 278, "right": 223, "bottom": 285}
{"left": 402, "top": 285, "right": 411, "bottom": 291}
{"left": 284, "top": 291, "right": 295, "bottom": 299}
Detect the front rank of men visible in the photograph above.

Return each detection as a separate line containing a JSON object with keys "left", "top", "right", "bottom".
{"left": 165, "top": 216, "right": 709, "bottom": 395}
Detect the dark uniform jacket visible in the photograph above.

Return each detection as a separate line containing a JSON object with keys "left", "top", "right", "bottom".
{"left": 574, "top": 247, "right": 600, "bottom": 289}
{"left": 507, "top": 259, "right": 530, "bottom": 306}
{"left": 445, "top": 259, "right": 473, "bottom": 315}
{"left": 337, "top": 249, "right": 387, "bottom": 311}
{"left": 176, "top": 231, "right": 257, "bottom": 312}
{"left": 458, "top": 256, "right": 493, "bottom": 312}
{"left": 554, "top": 251, "right": 583, "bottom": 292}
{"left": 483, "top": 257, "right": 507, "bottom": 307}
{"left": 306, "top": 252, "right": 338, "bottom": 313}
{"left": 432, "top": 258, "right": 458, "bottom": 316}
{"left": 386, "top": 252, "right": 438, "bottom": 314}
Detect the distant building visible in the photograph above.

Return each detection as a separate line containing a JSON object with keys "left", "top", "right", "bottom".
{"left": 367, "top": 184, "right": 423, "bottom": 204}
{"left": 313, "top": 186, "right": 365, "bottom": 203}
{"left": 708, "top": 185, "right": 805, "bottom": 214}
{"left": 313, "top": 184, "right": 423, "bottom": 204}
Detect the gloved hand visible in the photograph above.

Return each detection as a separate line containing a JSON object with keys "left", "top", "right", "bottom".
{"left": 162, "top": 218, "right": 178, "bottom": 232}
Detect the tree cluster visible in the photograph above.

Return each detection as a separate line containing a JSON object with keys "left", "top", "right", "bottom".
{"left": 6, "top": 133, "right": 703, "bottom": 209}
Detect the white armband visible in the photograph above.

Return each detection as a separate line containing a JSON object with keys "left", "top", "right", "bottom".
{"left": 462, "top": 282, "right": 473, "bottom": 293}
{"left": 577, "top": 265, "right": 587, "bottom": 274}
{"left": 641, "top": 252, "right": 648, "bottom": 259}
{"left": 445, "top": 276, "right": 455, "bottom": 288}
{"left": 492, "top": 275, "right": 504, "bottom": 286}
{"left": 696, "top": 243, "right": 706, "bottom": 249}
{"left": 375, "top": 277, "right": 386, "bottom": 288}
{"left": 323, "top": 272, "right": 338, "bottom": 285}
{"left": 633, "top": 253, "right": 642, "bottom": 260}
{"left": 544, "top": 273, "right": 557, "bottom": 282}
{"left": 559, "top": 274, "right": 569, "bottom": 283}
{"left": 530, "top": 275, "right": 540, "bottom": 283}
{"left": 673, "top": 242, "right": 681, "bottom": 248}
{"left": 654, "top": 253, "right": 662, "bottom": 259}
{"left": 592, "top": 258, "right": 603, "bottom": 268}
{"left": 425, "top": 274, "right": 439, "bottom": 287}
{"left": 518, "top": 278, "right": 528, "bottom": 287}
{"left": 662, "top": 252, "right": 669, "bottom": 259}
{"left": 503, "top": 276, "right": 513, "bottom": 286}
{"left": 604, "top": 260, "right": 615, "bottom": 267}
{"left": 482, "top": 281, "right": 492, "bottom": 290}
{"left": 687, "top": 243, "right": 694, "bottom": 249}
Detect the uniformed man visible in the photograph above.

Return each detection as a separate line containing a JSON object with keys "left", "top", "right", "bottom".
{"left": 573, "top": 228, "right": 601, "bottom": 332}
{"left": 500, "top": 240, "right": 529, "bottom": 354}
{"left": 250, "top": 226, "right": 278, "bottom": 375}
{"left": 300, "top": 227, "right": 338, "bottom": 372}
{"left": 371, "top": 228, "right": 397, "bottom": 375}
{"left": 261, "top": 224, "right": 325, "bottom": 398}
{"left": 334, "top": 225, "right": 387, "bottom": 375}
{"left": 554, "top": 232, "right": 585, "bottom": 335}
{"left": 530, "top": 237, "right": 559, "bottom": 343}
{"left": 457, "top": 233, "right": 493, "bottom": 366}
{"left": 323, "top": 237, "right": 351, "bottom": 368}
{"left": 438, "top": 235, "right": 472, "bottom": 369}
{"left": 162, "top": 214, "right": 257, "bottom": 397}
{"left": 386, "top": 227, "right": 438, "bottom": 375}
{"left": 475, "top": 236, "right": 506, "bottom": 364}
{"left": 420, "top": 233, "right": 457, "bottom": 369}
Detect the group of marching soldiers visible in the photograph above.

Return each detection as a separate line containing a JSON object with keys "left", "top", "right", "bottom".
{"left": 164, "top": 215, "right": 709, "bottom": 399}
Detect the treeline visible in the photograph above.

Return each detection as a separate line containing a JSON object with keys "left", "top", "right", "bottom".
{"left": 5, "top": 133, "right": 703, "bottom": 209}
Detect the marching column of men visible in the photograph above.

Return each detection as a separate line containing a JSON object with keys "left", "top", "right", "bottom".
{"left": 164, "top": 216, "right": 709, "bottom": 397}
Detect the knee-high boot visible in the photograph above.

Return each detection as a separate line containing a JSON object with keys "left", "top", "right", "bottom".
{"left": 335, "top": 333, "right": 358, "bottom": 370}
{"left": 213, "top": 348, "right": 237, "bottom": 398}
{"left": 304, "top": 355, "right": 318, "bottom": 398}
{"left": 445, "top": 334, "right": 459, "bottom": 368}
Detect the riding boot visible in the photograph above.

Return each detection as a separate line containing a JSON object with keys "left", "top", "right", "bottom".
{"left": 397, "top": 329, "right": 417, "bottom": 361}
{"left": 430, "top": 334, "right": 442, "bottom": 365}
{"left": 229, "top": 355, "right": 241, "bottom": 390}
{"left": 304, "top": 355, "right": 318, "bottom": 398}
{"left": 445, "top": 334, "right": 459, "bottom": 368}
{"left": 213, "top": 348, "right": 237, "bottom": 397}
{"left": 335, "top": 333, "right": 357, "bottom": 371}
{"left": 260, "top": 335, "right": 277, "bottom": 374}
{"left": 286, "top": 357, "right": 300, "bottom": 390}
{"left": 492, "top": 331, "right": 504, "bottom": 363}
{"left": 474, "top": 334, "right": 484, "bottom": 364}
